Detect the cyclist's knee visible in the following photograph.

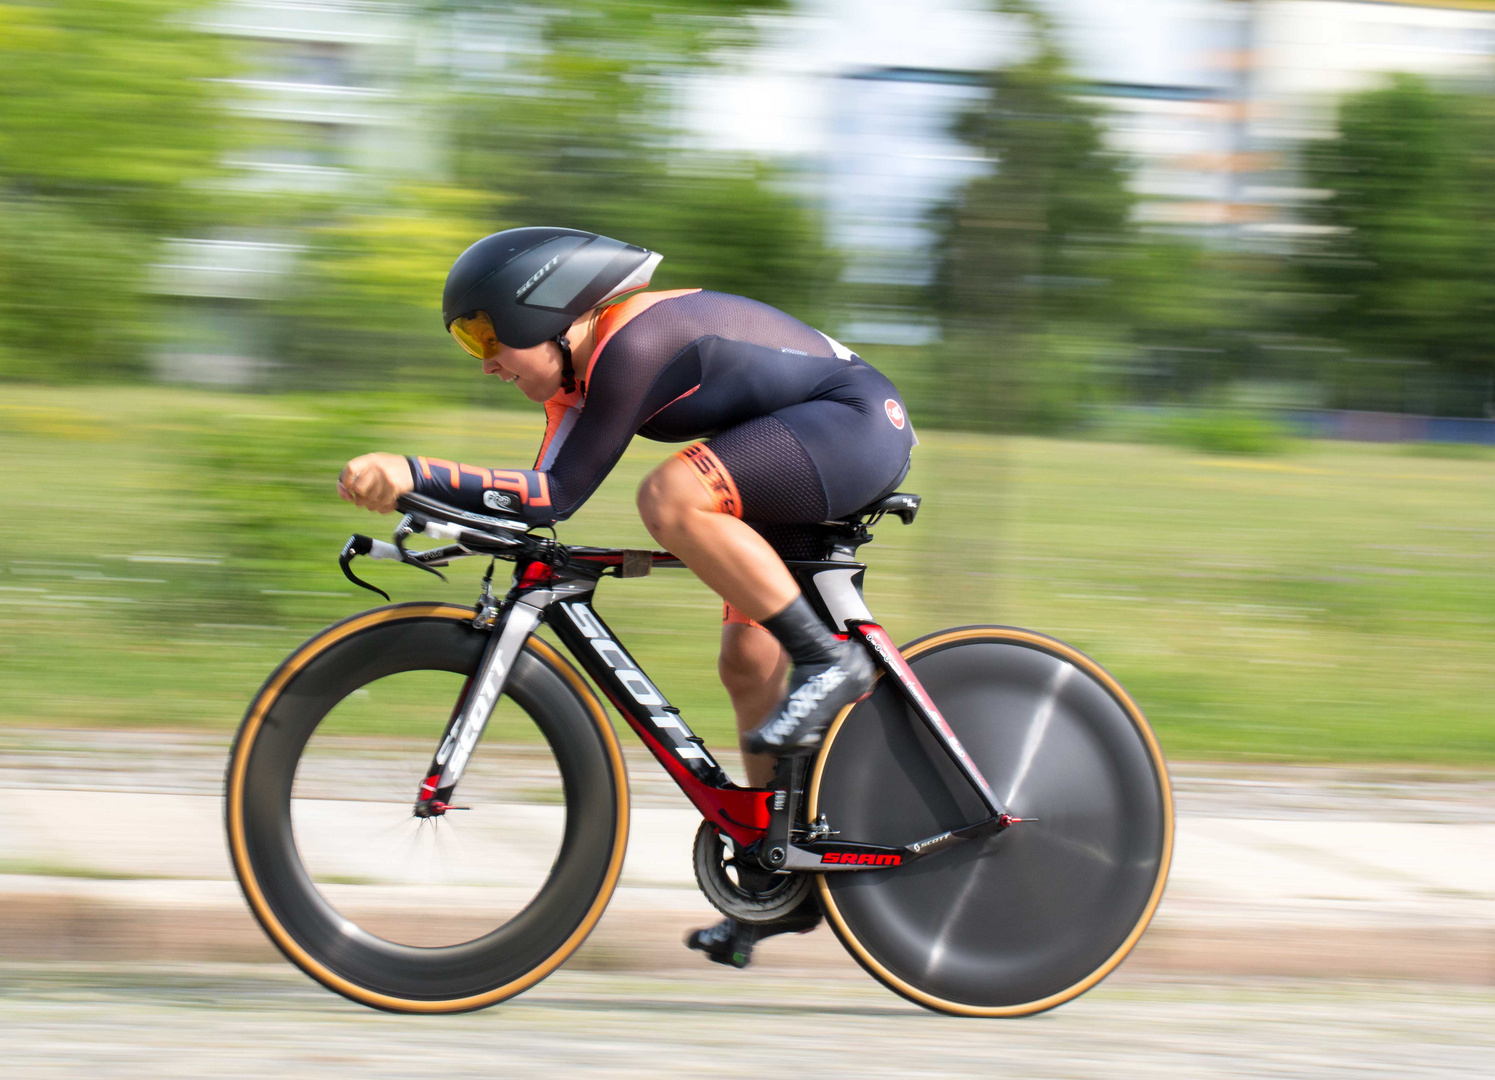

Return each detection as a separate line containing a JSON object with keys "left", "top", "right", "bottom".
{"left": 637, "top": 458, "right": 704, "bottom": 539}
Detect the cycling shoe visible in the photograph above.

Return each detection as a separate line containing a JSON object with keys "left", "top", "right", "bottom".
{"left": 743, "top": 640, "right": 873, "bottom": 756}
{"left": 685, "top": 903, "right": 823, "bottom": 969}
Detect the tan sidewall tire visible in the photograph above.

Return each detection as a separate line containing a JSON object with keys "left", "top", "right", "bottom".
{"left": 224, "top": 602, "right": 630, "bottom": 1013}
{"left": 807, "top": 625, "right": 1174, "bottom": 1017}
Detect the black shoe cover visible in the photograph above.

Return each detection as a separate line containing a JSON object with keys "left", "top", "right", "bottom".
{"left": 685, "top": 903, "right": 823, "bottom": 969}
{"left": 744, "top": 641, "right": 873, "bottom": 756}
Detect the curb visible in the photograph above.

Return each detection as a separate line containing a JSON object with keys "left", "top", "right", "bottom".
{"left": 2, "top": 889, "right": 1490, "bottom": 985}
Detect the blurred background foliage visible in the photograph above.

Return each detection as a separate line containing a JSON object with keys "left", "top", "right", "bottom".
{"left": 273, "top": 0, "right": 841, "bottom": 394}
{"left": 4, "top": 0, "right": 1495, "bottom": 425}
{"left": 1300, "top": 72, "right": 1495, "bottom": 417}
{"left": 930, "top": 26, "right": 1136, "bottom": 432}
{"left": 1, "top": 0, "right": 1493, "bottom": 761}
{"left": 0, "top": 0, "right": 238, "bottom": 380}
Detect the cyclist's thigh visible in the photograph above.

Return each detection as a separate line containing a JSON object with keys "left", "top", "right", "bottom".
{"left": 705, "top": 372, "right": 914, "bottom": 523}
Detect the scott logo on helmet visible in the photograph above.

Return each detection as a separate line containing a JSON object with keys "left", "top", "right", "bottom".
{"left": 515, "top": 255, "right": 562, "bottom": 300}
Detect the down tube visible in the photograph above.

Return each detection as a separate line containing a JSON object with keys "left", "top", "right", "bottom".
{"left": 544, "top": 600, "right": 771, "bottom": 845}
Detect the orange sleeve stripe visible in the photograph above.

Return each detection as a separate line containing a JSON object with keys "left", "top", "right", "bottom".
{"left": 675, "top": 443, "right": 742, "bottom": 519}
{"left": 417, "top": 457, "right": 463, "bottom": 488}
{"left": 458, "top": 463, "right": 492, "bottom": 488}
{"left": 490, "top": 469, "right": 525, "bottom": 497}
{"left": 414, "top": 458, "right": 550, "bottom": 510}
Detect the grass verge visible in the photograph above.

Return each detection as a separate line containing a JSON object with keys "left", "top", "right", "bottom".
{"left": 0, "top": 386, "right": 1491, "bottom": 764}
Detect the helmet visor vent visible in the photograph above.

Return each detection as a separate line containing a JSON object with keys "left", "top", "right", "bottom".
{"left": 522, "top": 235, "right": 632, "bottom": 311}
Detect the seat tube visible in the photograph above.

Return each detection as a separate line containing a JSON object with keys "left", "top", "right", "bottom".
{"left": 851, "top": 622, "right": 1007, "bottom": 818}
{"left": 790, "top": 557, "right": 872, "bottom": 631}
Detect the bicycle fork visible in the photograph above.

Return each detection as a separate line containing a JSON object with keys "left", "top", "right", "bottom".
{"left": 414, "top": 600, "right": 542, "bottom": 817}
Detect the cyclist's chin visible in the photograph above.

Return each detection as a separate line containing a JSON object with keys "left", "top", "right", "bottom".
{"left": 518, "top": 381, "right": 554, "bottom": 403}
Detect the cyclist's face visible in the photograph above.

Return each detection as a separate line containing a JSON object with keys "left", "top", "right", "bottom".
{"left": 483, "top": 342, "right": 562, "bottom": 403}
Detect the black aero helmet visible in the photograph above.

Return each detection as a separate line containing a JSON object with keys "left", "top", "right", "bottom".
{"left": 443, "top": 226, "right": 661, "bottom": 349}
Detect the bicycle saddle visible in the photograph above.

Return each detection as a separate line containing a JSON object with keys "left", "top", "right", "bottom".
{"left": 845, "top": 492, "right": 920, "bottom": 525}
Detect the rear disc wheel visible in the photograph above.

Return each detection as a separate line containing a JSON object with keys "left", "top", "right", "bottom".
{"left": 808, "top": 625, "right": 1173, "bottom": 1017}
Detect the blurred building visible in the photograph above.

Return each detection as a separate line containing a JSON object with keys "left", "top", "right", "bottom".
{"left": 151, "top": 0, "right": 433, "bottom": 385}
{"left": 1053, "top": 1, "right": 1495, "bottom": 238}
{"left": 1242, "top": 0, "right": 1495, "bottom": 238}
{"left": 152, "top": 0, "right": 1495, "bottom": 371}
{"left": 694, "top": 0, "right": 1495, "bottom": 331}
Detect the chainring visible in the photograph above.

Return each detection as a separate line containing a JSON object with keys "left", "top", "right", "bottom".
{"left": 692, "top": 821, "right": 811, "bottom": 924}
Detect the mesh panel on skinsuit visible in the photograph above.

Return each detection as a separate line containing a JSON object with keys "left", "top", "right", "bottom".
{"left": 706, "top": 415, "right": 829, "bottom": 524}
{"left": 607, "top": 291, "right": 833, "bottom": 368}
{"left": 540, "top": 290, "right": 833, "bottom": 518}
{"left": 751, "top": 523, "right": 833, "bottom": 561}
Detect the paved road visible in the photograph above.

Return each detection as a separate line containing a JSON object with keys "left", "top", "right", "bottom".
{"left": 2, "top": 727, "right": 1493, "bottom": 982}
{"left": 2, "top": 728, "right": 1492, "bottom": 1077}
{"left": 2, "top": 962, "right": 1491, "bottom": 1079}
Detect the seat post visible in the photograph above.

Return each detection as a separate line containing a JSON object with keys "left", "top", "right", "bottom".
{"left": 787, "top": 558, "right": 874, "bottom": 633}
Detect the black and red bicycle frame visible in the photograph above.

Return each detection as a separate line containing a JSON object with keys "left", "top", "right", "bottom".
{"left": 356, "top": 490, "right": 1023, "bottom": 874}
{"left": 512, "top": 554, "right": 1018, "bottom": 872}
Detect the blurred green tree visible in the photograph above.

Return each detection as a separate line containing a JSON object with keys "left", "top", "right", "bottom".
{"left": 1302, "top": 73, "right": 1495, "bottom": 417}
{"left": 274, "top": 0, "right": 837, "bottom": 395}
{"left": 269, "top": 181, "right": 509, "bottom": 396}
{"left": 0, "top": 0, "right": 235, "bottom": 380}
{"left": 927, "top": 8, "right": 1136, "bottom": 432}
{"left": 444, "top": 0, "right": 840, "bottom": 328}
{"left": 1110, "top": 237, "right": 1298, "bottom": 407}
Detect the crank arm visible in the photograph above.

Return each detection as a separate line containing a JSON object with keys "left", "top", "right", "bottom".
{"left": 780, "top": 813, "right": 1037, "bottom": 872}
{"left": 413, "top": 600, "right": 543, "bottom": 817}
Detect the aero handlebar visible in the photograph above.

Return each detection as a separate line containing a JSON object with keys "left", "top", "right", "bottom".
{"left": 338, "top": 493, "right": 683, "bottom": 600}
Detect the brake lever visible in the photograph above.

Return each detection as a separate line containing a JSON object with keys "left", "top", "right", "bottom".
{"left": 392, "top": 513, "right": 448, "bottom": 584}
{"left": 339, "top": 535, "right": 391, "bottom": 601}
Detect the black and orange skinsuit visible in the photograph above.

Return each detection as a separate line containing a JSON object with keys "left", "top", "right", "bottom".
{"left": 408, "top": 290, "right": 915, "bottom": 609}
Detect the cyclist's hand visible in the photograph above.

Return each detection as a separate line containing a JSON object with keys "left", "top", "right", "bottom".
{"left": 338, "top": 453, "right": 414, "bottom": 514}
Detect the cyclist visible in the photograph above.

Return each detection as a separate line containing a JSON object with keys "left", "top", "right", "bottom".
{"left": 338, "top": 227, "right": 915, "bottom": 967}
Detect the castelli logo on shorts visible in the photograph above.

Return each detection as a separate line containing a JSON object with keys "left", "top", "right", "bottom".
{"left": 885, "top": 399, "right": 906, "bottom": 430}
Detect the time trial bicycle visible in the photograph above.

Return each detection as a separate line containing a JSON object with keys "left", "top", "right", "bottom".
{"left": 225, "top": 490, "right": 1173, "bottom": 1016}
